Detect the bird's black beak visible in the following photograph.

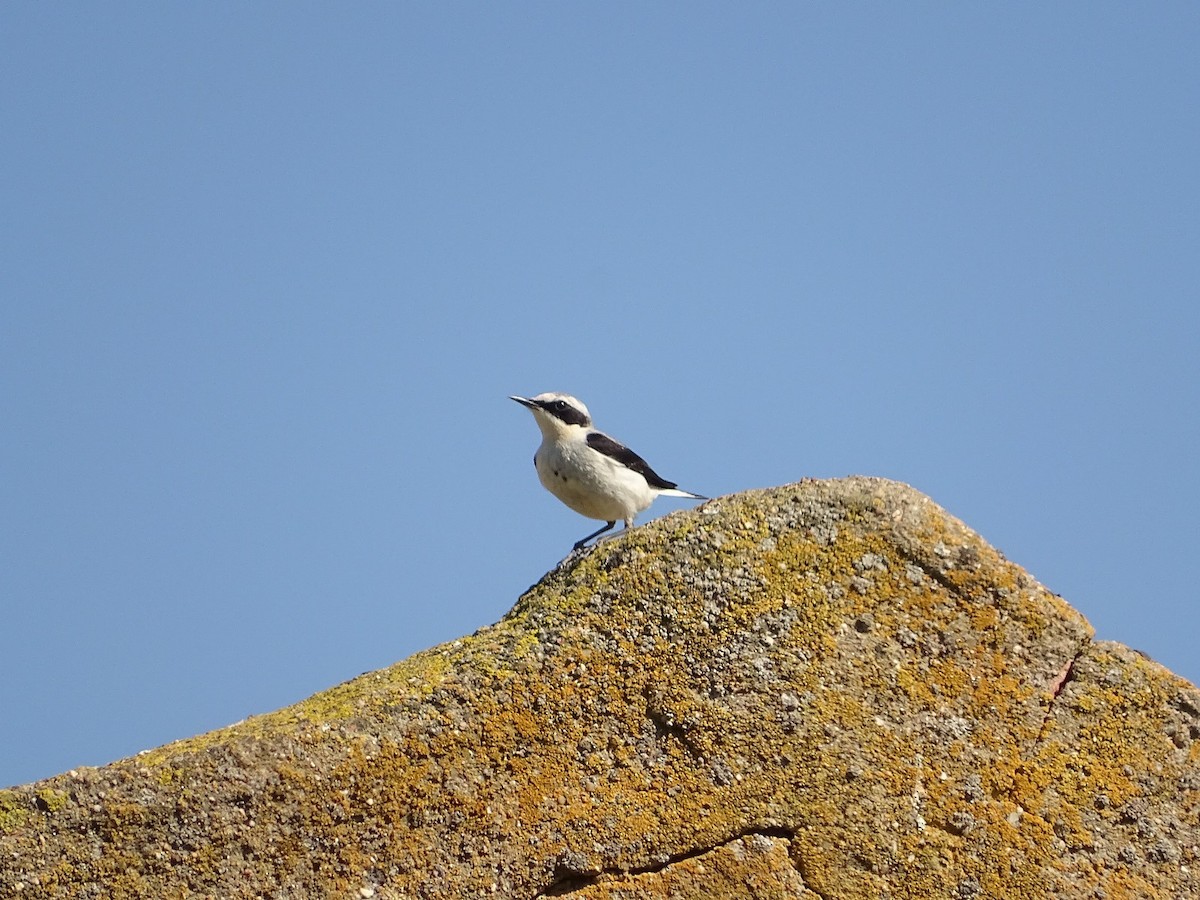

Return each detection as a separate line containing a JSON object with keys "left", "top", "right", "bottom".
{"left": 509, "top": 395, "right": 537, "bottom": 410}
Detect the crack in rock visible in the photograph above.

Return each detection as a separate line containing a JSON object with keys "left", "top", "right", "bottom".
{"left": 1035, "top": 640, "right": 1090, "bottom": 743}
{"left": 895, "top": 546, "right": 963, "bottom": 597}
{"left": 533, "top": 826, "right": 796, "bottom": 897}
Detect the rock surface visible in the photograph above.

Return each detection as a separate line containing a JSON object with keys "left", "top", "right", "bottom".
{"left": 2, "top": 478, "right": 1198, "bottom": 899}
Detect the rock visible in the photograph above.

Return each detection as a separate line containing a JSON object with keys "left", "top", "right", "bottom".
{"left": 1, "top": 477, "right": 1197, "bottom": 898}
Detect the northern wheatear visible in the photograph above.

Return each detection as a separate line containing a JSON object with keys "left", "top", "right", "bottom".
{"left": 510, "top": 392, "right": 707, "bottom": 550}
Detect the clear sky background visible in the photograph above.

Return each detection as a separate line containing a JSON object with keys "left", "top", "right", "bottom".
{"left": 3, "top": 5, "right": 1197, "bottom": 789}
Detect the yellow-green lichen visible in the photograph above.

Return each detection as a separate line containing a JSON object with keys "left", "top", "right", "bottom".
{"left": 34, "top": 787, "right": 68, "bottom": 814}
{"left": 0, "top": 790, "right": 28, "bottom": 832}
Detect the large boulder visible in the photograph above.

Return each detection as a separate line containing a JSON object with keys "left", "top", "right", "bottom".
{"left": 2, "top": 478, "right": 1197, "bottom": 898}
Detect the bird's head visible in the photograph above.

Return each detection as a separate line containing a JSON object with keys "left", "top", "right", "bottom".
{"left": 510, "top": 392, "right": 592, "bottom": 439}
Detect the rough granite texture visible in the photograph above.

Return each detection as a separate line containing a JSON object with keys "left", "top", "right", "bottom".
{"left": 2, "top": 478, "right": 1198, "bottom": 899}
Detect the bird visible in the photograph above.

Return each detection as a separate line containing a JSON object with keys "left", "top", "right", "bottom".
{"left": 510, "top": 392, "right": 707, "bottom": 550}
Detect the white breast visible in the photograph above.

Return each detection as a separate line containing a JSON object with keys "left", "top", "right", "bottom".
{"left": 534, "top": 438, "right": 658, "bottom": 524}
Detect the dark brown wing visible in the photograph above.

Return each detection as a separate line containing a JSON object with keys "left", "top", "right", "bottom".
{"left": 586, "top": 432, "right": 677, "bottom": 491}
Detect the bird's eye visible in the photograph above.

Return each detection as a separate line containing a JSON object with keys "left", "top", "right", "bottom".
{"left": 554, "top": 401, "right": 567, "bottom": 410}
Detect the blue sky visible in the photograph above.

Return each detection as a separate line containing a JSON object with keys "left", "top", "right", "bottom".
{"left": 2, "top": 4, "right": 1197, "bottom": 788}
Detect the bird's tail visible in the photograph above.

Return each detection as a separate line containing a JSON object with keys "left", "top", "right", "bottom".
{"left": 659, "top": 488, "right": 708, "bottom": 500}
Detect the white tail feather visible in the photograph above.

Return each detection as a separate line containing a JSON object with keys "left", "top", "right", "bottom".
{"left": 658, "top": 488, "right": 708, "bottom": 500}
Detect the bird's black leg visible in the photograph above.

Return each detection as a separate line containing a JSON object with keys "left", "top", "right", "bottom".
{"left": 573, "top": 521, "right": 616, "bottom": 551}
